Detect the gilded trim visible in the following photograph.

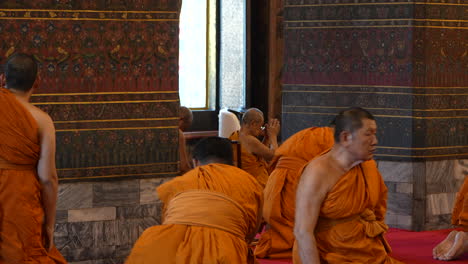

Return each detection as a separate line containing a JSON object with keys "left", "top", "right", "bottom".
{"left": 57, "top": 162, "right": 179, "bottom": 171}
{"left": 283, "top": 111, "right": 468, "bottom": 119}
{"left": 283, "top": 105, "right": 468, "bottom": 112}
{"left": 282, "top": 90, "right": 468, "bottom": 96}
{"left": 282, "top": 84, "right": 467, "bottom": 89}
{"left": 56, "top": 126, "right": 178, "bottom": 132}
{"left": 59, "top": 171, "right": 179, "bottom": 180}
{"left": 285, "top": 2, "right": 468, "bottom": 7}
{"left": 32, "top": 99, "right": 179, "bottom": 105}
{"left": 54, "top": 117, "right": 179, "bottom": 124}
{"left": 32, "top": 91, "right": 177, "bottom": 96}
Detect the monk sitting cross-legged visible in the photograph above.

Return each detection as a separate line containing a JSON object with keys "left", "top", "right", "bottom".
{"left": 126, "top": 137, "right": 263, "bottom": 264}
{"left": 433, "top": 173, "right": 468, "bottom": 261}
{"left": 229, "top": 108, "right": 280, "bottom": 188}
{"left": 255, "top": 126, "right": 335, "bottom": 259}
{"left": 294, "top": 107, "right": 403, "bottom": 264}
{"left": 0, "top": 54, "right": 66, "bottom": 263}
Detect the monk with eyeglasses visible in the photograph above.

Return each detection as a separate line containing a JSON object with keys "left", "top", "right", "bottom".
{"left": 229, "top": 108, "right": 280, "bottom": 188}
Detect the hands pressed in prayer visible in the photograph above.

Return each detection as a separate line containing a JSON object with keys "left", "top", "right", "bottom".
{"left": 265, "top": 118, "right": 280, "bottom": 139}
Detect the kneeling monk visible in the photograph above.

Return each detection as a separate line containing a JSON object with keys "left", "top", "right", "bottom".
{"left": 255, "top": 126, "right": 334, "bottom": 259}
{"left": 126, "top": 137, "right": 263, "bottom": 264}
{"left": 294, "top": 107, "right": 402, "bottom": 264}
{"left": 229, "top": 108, "right": 280, "bottom": 188}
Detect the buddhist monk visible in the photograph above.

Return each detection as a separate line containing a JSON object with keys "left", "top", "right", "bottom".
{"left": 126, "top": 137, "right": 263, "bottom": 264}
{"left": 255, "top": 126, "right": 335, "bottom": 259}
{"left": 178, "top": 106, "right": 193, "bottom": 174}
{"left": 0, "top": 54, "right": 66, "bottom": 263}
{"left": 229, "top": 108, "right": 280, "bottom": 188}
{"left": 294, "top": 107, "right": 402, "bottom": 264}
{"left": 433, "top": 174, "right": 468, "bottom": 261}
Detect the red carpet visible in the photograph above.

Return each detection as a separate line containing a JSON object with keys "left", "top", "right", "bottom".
{"left": 257, "top": 228, "right": 468, "bottom": 264}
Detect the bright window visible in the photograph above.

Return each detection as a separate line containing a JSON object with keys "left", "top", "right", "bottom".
{"left": 179, "top": 0, "right": 246, "bottom": 110}
{"left": 179, "top": 0, "right": 208, "bottom": 109}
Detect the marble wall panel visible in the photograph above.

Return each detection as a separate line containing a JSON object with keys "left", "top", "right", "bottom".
{"left": 140, "top": 177, "right": 171, "bottom": 204}
{"left": 426, "top": 193, "right": 457, "bottom": 216}
{"left": 378, "top": 161, "right": 413, "bottom": 183}
{"left": 57, "top": 183, "right": 93, "bottom": 210}
{"left": 387, "top": 193, "right": 412, "bottom": 216}
{"left": 93, "top": 180, "right": 140, "bottom": 207}
{"left": 68, "top": 207, "right": 117, "bottom": 223}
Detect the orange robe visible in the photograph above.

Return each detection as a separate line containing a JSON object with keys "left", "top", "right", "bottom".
{"left": 0, "top": 88, "right": 66, "bottom": 263}
{"left": 293, "top": 159, "right": 402, "bottom": 264}
{"left": 126, "top": 163, "right": 263, "bottom": 264}
{"left": 255, "top": 127, "right": 334, "bottom": 259}
{"left": 452, "top": 176, "right": 468, "bottom": 231}
{"left": 229, "top": 131, "right": 269, "bottom": 188}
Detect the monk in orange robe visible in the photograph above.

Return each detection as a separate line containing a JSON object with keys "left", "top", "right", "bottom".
{"left": 229, "top": 108, "right": 280, "bottom": 188}
{"left": 255, "top": 126, "right": 334, "bottom": 259}
{"left": 126, "top": 137, "right": 263, "bottom": 264}
{"left": 433, "top": 174, "right": 468, "bottom": 261}
{"left": 294, "top": 107, "right": 402, "bottom": 264}
{"left": 0, "top": 54, "right": 66, "bottom": 263}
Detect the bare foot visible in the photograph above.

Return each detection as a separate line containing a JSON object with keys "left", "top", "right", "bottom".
{"left": 438, "top": 231, "right": 468, "bottom": 261}
{"left": 433, "top": 230, "right": 458, "bottom": 260}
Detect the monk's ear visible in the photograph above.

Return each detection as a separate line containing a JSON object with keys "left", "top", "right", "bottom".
{"left": 340, "top": 130, "right": 353, "bottom": 145}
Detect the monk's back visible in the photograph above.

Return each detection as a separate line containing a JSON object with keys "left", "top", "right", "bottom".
{"left": 229, "top": 131, "right": 269, "bottom": 187}
{"left": 0, "top": 88, "right": 66, "bottom": 263}
{"left": 127, "top": 163, "right": 262, "bottom": 264}
{"left": 274, "top": 127, "right": 334, "bottom": 164}
{"left": 159, "top": 163, "right": 262, "bottom": 213}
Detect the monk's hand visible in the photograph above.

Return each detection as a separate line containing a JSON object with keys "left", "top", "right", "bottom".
{"left": 266, "top": 118, "right": 280, "bottom": 138}
{"left": 44, "top": 225, "right": 55, "bottom": 251}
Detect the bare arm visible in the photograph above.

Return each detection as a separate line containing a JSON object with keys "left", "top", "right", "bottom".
{"left": 294, "top": 163, "right": 330, "bottom": 264}
{"left": 241, "top": 135, "right": 276, "bottom": 162}
{"left": 263, "top": 118, "right": 280, "bottom": 150}
{"left": 36, "top": 113, "right": 59, "bottom": 251}
{"left": 179, "top": 130, "right": 192, "bottom": 174}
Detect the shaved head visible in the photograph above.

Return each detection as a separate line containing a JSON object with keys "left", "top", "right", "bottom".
{"left": 333, "top": 107, "right": 375, "bottom": 142}
{"left": 241, "top": 108, "right": 264, "bottom": 125}
{"left": 5, "top": 53, "right": 37, "bottom": 92}
{"left": 179, "top": 106, "right": 193, "bottom": 132}
{"left": 192, "top": 137, "right": 233, "bottom": 165}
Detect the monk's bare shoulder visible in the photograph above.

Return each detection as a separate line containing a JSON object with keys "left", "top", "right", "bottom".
{"left": 22, "top": 102, "right": 54, "bottom": 133}
{"left": 239, "top": 132, "right": 259, "bottom": 146}
{"left": 301, "top": 155, "right": 339, "bottom": 193}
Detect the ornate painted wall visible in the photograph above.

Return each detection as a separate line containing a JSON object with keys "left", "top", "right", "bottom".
{"left": 0, "top": 1, "right": 181, "bottom": 262}
{"left": 0, "top": 0, "right": 181, "bottom": 181}
{"left": 281, "top": 0, "right": 467, "bottom": 231}
{"left": 281, "top": 0, "right": 467, "bottom": 160}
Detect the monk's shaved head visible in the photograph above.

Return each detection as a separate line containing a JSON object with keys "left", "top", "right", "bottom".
{"left": 179, "top": 106, "right": 193, "bottom": 132}
{"left": 192, "top": 137, "right": 233, "bottom": 165}
{"left": 333, "top": 107, "right": 375, "bottom": 142}
{"left": 5, "top": 53, "right": 38, "bottom": 92}
{"left": 241, "top": 108, "right": 264, "bottom": 125}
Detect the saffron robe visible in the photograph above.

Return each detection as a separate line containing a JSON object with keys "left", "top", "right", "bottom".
{"left": 293, "top": 159, "right": 403, "bottom": 264}
{"left": 452, "top": 176, "right": 468, "bottom": 231}
{"left": 126, "top": 163, "right": 263, "bottom": 264}
{"left": 256, "top": 127, "right": 334, "bottom": 259}
{"left": 0, "top": 88, "right": 66, "bottom": 263}
{"left": 229, "top": 131, "right": 269, "bottom": 188}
